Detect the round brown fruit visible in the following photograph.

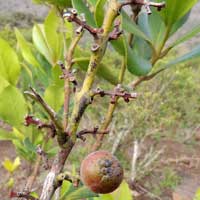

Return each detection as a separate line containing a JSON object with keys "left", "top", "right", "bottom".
{"left": 80, "top": 150, "right": 123, "bottom": 194}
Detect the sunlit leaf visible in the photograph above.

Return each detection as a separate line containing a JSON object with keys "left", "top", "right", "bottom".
{"left": 2, "top": 157, "right": 20, "bottom": 173}
{"left": 32, "top": 24, "right": 53, "bottom": 65}
{"left": 44, "top": 84, "right": 64, "bottom": 112}
{"left": 0, "top": 86, "right": 27, "bottom": 127}
{"left": 0, "top": 38, "right": 21, "bottom": 85}
{"left": 44, "top": 8, "right": 63, "bottom": 64}
{"left": 15, "top": 28, "right": 40, "bottom": 68}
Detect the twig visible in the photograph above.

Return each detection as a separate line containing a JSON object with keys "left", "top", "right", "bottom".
{"left": 36, "top": 145, "right": 50, "bottom": 170}
{"left": 131, "top": 140, "right": 140, "bottom": 182}
{"left": 129, "top": 68, "right": 165, "bottom": 89}
{"left": 109, "top": 19, "right": 123, "bottom": 41}
{"left": 24, "top": 87, "right": 62, "bottom": 132}
{"left": 63, "top": 9, "right": 103, "bottom": 39}
{"left": 24, "top": 115, "right": 56, "bottom": 137}
{"left": 10, "top": 191, "right": 38, "bottom": 200}
{"left": 120, "top": 0, "right": 165, "bottom": 14}
{"left": 91, "top": 85, "right": 137, "bottom": 104}
{"left": 76, "top": 127, "right": 109, "bottom": 141}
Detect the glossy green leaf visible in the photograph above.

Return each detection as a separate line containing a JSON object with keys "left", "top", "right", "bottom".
{"left": 0, "top": 38, "right": 21, "bottom": 85}
{"left": 15, "top": 28, "right": 40, "bottom": 68}
{"left": 95, "top": 0, "right": 107, "bottom": 27}
{"left": 44, "top": 84, "right": 64, "bottom": 112}
{"left": 164, "top": 45, "right": 200, "bottom": 68}
{"left": 74, "top": 57, "right": 118, "bottom": 85}
{"left": 110, "top": 36, "right": 125, "bottom": 56}
{"left": 44, "top": 9, "right": 63, "bottom": 65}
{"left": 125, "top": 39, "right": 152, "bottom": 76}
{"left": 32, "top": 24, "right": 53, "bottom": 65}
{"left": 121, "top": 11, "right": 151, "bottom": 42}
{"left": 140, "top": 10, "right": 165, "bottom": 48}
{"left": 0, "top": 85, "right": 27, "bottom": 126}
{"left": 170, "top": 25, "right": 200, "bottom": 48}
{"left": 72, "top": 0, "right": 96, "bottom": 27}
{"left": 159, "top": 0, "right": 197, "bottom": 27}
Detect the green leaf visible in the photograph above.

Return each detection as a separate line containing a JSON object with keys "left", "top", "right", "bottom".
{"left": 44, "top": 9, "right": 63, "bottom": 64}
{"left": 66, "top": 186, "right": 98, "bottom": 200}
{"left": 125, "top": 39, "right": 152, "bottom": 76}
{"left": 0, "top": 76, "right": 9, "bottom": 94}
{"left": 170, "top": 25, "right": 200, "bottom": 48}
{"left": 6, "top": 177, "right": 14, "bottom": 188}
{"left": 15, "top": 28, "right": 40, "bottom": 68}
{"left": 2, "top": 157, "right": 20, "bottom": 173}
{"left": 94, "top": 0, "right": 107, "bottom": 27}
{"left": 159, "top": 0, "right": 197, "bottom": 27}
{"left": 111, "top": 181, "right": 132, "bottom": 200}
{"left": 88, "top": 0, "right": 98, "bottom": 6}
{"left": 44, "top": 84, "right": 64, "bottom": 112}
{"left": 121, "top": 11, "right": 151, "bottom": 42}
{"left": 194, "top": 188, "right": 200, "bottom": 200}
{"left": 0, "top": 129, "right": 18, "bottom": 141}
{"left": 33, "top": 0, "right": 72, "bottom": 7}
{"left": 140, "top": 10, "right": 165, "bottom": 48}
{"left": 24, "top": 137, "right": 36, "bottom": 153}
{"left": 0, "top": 85, "right": 27, "bottom": 127}
{"left": 74, "top": 57, "right": 118, "bottom": 85}
{"left": 170, "top": 12, "right": 190, "bottom": 35}
{"left": 0, "top": 38, "right": 21, "bottom": 85}
{"left": 110, "top": 36, "right": 125, "bottom": 56}
{"left": 32, "top": 24, "right": 53, "bottom": 65}
{"left": 164, "top": 45, "right": 200, "bottom": 68}
{"left": 72, "top": 0, "right": 96, "bottom": 27}
{"left": 60, "top": 181, "right": 98, "bottom": 200}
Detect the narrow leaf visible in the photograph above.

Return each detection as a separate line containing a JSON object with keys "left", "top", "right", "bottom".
{"left": 44, "top": 9, "right": 63, "bottom": 64}
{"left": 94, "top": 0, "right": 107, "bottom": 27}
{"left": 170, "top": 25, "right": 200, "bottom": 48}
{"left": 32, "top": 24, "right": 53, "bottom": 65}
{"left": 15, "top": 28, "right": 40, "bottom": 68}
{"left": 164, "top": 45, "right": 200, "bottom": 68}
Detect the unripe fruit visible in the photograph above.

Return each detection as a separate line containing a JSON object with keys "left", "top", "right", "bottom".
{"left": 80, "top": 150, "right": 123, "bottom": 194}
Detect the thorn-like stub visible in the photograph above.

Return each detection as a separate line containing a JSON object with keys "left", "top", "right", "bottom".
{"left": 76, "top": 26, "right": 84, "bottom": 34}
{"left": 63, "top": 11, "right": 71, "bottom": 18}
{"left": 91, "top": 43, "right": 100, "bottom": 52}
{"left": 130, "top": 92, "right": 138, "bottom": 98}
{"left": 70, "top": 8, "right": 78, "bottom": 15}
